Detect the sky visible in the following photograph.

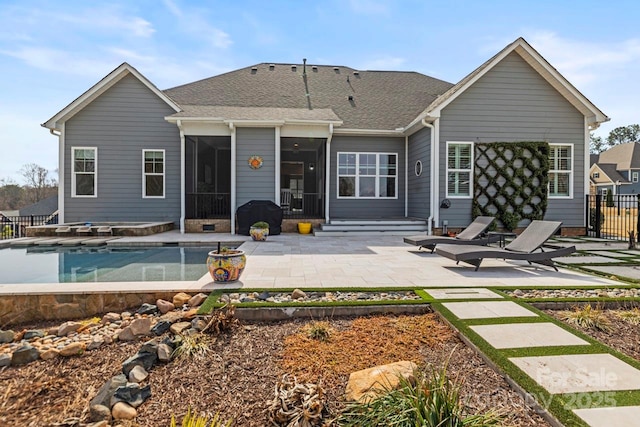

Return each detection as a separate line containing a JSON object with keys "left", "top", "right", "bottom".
{"left": 1, "top": 0, "right": 639, "bottom": 183}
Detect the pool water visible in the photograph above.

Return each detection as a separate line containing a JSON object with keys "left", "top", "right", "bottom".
{"left": 0, "top": 246, "right": 214, "bottom": 283}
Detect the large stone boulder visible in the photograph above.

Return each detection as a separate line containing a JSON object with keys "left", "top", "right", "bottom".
{"left": 345, "top": 361, "right": 417, "bottom": 403}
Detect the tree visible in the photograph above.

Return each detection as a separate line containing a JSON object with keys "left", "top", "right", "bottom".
{"left": 590, "top": 133, "right": 608, "bottom": 154}
{"left": 0, "top": 178, "right": 25, "bottom": 210}
{"left": 606, "top": 124, "right": 640, "bottom": 146}
{"left": 20, "top": 163, "right": 56, "bottom": 203}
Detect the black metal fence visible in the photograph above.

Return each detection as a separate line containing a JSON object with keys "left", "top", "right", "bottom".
{"left": 586, "top": 194, "right": 640, "bottom": 241}
{"left": 186, "top": 193, "right": 231, "bottom": 219}
{"left": 0, "top": 214, "right": 58, "bottom": 240}
{"left": 282, "top": 193, "right": 324, "bottom": 219}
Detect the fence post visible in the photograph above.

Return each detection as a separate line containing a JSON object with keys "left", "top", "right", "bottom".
{"left": 30, "top": 215, "right": 34, "bottom": 226}
{"left": 637, "top": 194, "right": 640, "bottom": 243}
{"left": 595, "top": 194, "right": 602, "bottom": 239}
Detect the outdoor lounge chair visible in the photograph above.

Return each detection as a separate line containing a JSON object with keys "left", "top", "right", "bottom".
{"left": 403, "top": 216, "right": 499, "bottom": 253}
{"left": 435, "top": 220, "right": 575, "bottom": 271}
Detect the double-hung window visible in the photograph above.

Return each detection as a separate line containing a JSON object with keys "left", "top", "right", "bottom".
{"left": 633, "top": 172, "right": 639, "bottom": 183}
{"left": 143, "top": 150, "right": 165, "bottom": 198}
{"left": 72, "top": 147, "right": 97, "bottom": 197}
{"left": 549, "top": 144, "right": 572, "bottom": 197}
{"left": 446, "top": 142, "right": 473, "bottom": 197}
{"left": 337, "top": 152, "right": 397, "bottom": 198}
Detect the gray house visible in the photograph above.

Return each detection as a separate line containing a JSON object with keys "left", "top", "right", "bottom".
{"left": 590, "top": 142, "right": 640, "bottom": 195}
{"left": 43, "top": 38, "right": 608, "bottom": 235}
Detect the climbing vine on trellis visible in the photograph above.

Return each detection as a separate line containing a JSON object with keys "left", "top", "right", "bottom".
{"left": 472, "top": 141, "right": 550, "bottom": 230}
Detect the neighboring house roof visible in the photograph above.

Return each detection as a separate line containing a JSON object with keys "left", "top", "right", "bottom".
{"left": 163, "top": 64, "right": 454, "bottom": 130}
{"left": 597, "top": 142, "right": 640, "bottom": 170}
{"left": 0, "top": 210, "right": 19, "bottom": 218}
{"left": 590, "top": 153, "right": 600, "bottom": 166}
{"left": 590, "top": 163, "right": 629, "bottom": 185}
{"left": 19, "top": 195, "right": 59, "bottom": 216}
{"left": 407, "top": 37, "right": 609, "bottom": 130}
{"left": 42, "top": 63, "right": 181, "bottom": 131}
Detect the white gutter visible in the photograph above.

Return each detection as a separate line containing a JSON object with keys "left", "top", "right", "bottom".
{"left": 229, "top": 122, "right": 237, "bottom": 235}
{"left": 177, "top": 120, "right": 186, "bottom": 233}
{"left": 275, "top": 126, "right": 281, "bottom": 203}
{"left": 421, "top": 119, "right": 435, "bottom": 235}
{"left": 333, "top": 128, "right": 403, "bottom": 136}
{"left": 53, "top": 126, "right": 64, "bottom": 224}
{"left": 404, "top": 135, "right": 408, "bottom": 217}
{"left": 325, "top": 123, "right": 333, "bottom": 223}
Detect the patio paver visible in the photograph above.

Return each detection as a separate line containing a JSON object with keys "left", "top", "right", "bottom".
{"left": 573, "top": 406, "right": 640, "bottom": 427}
{"left": 442, "top": 301, "right": 538, "bottom": 319}
{"left": 424, "top": 288, "right": 503, "bottom": 300}
{"left": 470, "top": 323, "right": 589, "bottom": 349}
{"left": 509, "top": 353, "right": 640, "bottom": 394}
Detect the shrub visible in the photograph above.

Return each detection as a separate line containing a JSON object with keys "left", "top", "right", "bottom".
{"left": 251, "top": 221, "right": 269, "bottom": 229}
{"left": 606, "top": 191, "right": 614, "bottom": 207}
{"left": 617, "top": 308, "right": 640, "bottom": 325}
{"left": 170, "top": 407, "right": 232, "bottom": 427}
{"left": 561, "top": 304, "right": 611, "bottom": 331}
{"left": 337, "top": 365, "right": 503, "bottom": 427}
{"left": 171, "top": 334, "right": 212, "bottom": 360}
{"left": 305, "top": 321, "right": 333, "bottom": 342}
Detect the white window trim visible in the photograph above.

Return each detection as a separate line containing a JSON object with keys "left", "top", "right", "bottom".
{"left": 633, "top": 171, "right": 639, "bottom": 183}
{"left": 549, "top": 144, "right": 573, "bottom": 199}
{"left": 593, "top": 172, "right": 600, "bottom": 179}
{"left": 142, "top": 149, "right": 166, "bottom": 199}
{"left": 445, "top": 141, "right": 474, "bottom": 199}
{"left": 71, "top": 146, "right": 97, "bottom": 198}
{"left": 336, "top": 152, "right": 398, "bottom": 199}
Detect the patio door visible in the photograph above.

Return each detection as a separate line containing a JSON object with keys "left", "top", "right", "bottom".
{"left": 281, "top": 162, "right": 304, "bottom": 212}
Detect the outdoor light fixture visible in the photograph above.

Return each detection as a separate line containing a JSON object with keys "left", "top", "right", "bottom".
{"left": 309, "top": 163, "right": 315, "bottom": 171}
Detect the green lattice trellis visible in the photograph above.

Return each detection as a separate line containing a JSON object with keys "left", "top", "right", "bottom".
{"left": 471, "top": 141, "right": 549, "bottom": 230}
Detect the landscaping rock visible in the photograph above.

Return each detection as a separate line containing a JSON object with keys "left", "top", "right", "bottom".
{"left": 0, "top": 330, "right": 15, "bottom": 343}
{"left": 23, "top": 330, "right": 45, "bottom": 340}
{"left": 291, "top": 289, "right": 307, "bottom": 299}
{"left": 172, "top": 292, "right": 191, "bottom": 308}
{"left": 122, "top": 351, "right": 157, "bottom": 376}
{"left": 345, "top": 361, "right": 418, "bottom": 402}
{"left": 90, "top": 374, "right": 127, "bottom": 411}
{"left": 191, "top": 318, "right": 207, "bottom": 331}
{"left": 139, "top": 338, "right": 159, "bottom": 355}
{"left": 157, "top": 343, "right": 173, "bottom": 362}
{"left": 188, "top": 293, "right": 207, "bottom": 307}
{"left": 118, "top": 327, "right": 136, "bottom": 342}
{"left": 89, "top": 404, "right": 111, "bottom": 423}
{"left": 129, "top": 318, "right": 152, "bottom": 336}
{"left": 170, "top": 322, "right": 192, "bottom": 335}
{"left": 156, "top": 299, "right": 175, "bottom": 314}
{"left": 60, "top": 342, "right": 86, "bottom": 357}
{"left": 159, "top": 311, "right": 184, "bottom": 323}
{"left": 87, "top": 335, "right": 105, "bottom": 351}
{"left": 11, "top": 344, "right": 40, "bottom": 366}
{"left": 182, "top": 308, "right": 199, "bottom": 320}
{"left": 151, "top": 320, "right": 171, "bottom": 336}
{"left": 87, "top": 421, "right": 109, "bottom": 427}
{"left": 0, "top": 353, "right": 11, "bottom": 367}
{"left": 40, "top": 348, "right": 60, "bottom": 360}
{"left": 111, "top": 401, "right": 137, "bottom": 420}
{"left": 137, "top": 303, "right": 157, "bottom": 315}
{"left": 101, "top": 312, "right": 121, "bottom": 324}
{"left": 258, "top": 291, "right": 270, "bottom": 301}
{"left": 128, "top": 365, "right": 149, "bottom": 383}
{"left": 57, "top": 321, "right": 82, "bottom": 337}
{"left": 111, "top": 383, "right": 151, "bottom": 408}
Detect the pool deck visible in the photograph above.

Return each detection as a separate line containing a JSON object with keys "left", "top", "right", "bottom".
{"left": 0, "top": 231, "right": 625, "bottom": 295}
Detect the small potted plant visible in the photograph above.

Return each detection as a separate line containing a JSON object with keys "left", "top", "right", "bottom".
{"left": 250, "top": 221, "right": 269, "bottom": 241}
{"left": 207, "top": 246, "right": 246, "bottom": 282}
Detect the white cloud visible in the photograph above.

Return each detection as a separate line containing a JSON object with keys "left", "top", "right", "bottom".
{"left": 0, "top": 47, "right": 116, "bottom": 77}
{"left": 162, "top": 0, "right": 232, "bottom": 49}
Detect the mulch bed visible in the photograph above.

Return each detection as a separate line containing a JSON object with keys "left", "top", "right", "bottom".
{"left": 0, "top": 313, "right": 550, "bottom": 426}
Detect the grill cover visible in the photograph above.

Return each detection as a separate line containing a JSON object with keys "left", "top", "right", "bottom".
{"left": 236, "top": 200, "right": 283, "bottom": 235}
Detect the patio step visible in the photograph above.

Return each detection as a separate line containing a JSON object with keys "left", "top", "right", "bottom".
{"left": 314, "top": 218, "right": 427, "bottom": 236}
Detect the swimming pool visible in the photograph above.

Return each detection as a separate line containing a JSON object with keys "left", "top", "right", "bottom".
{"left": 0, "top": 246, "right": 215, "bottom": 283}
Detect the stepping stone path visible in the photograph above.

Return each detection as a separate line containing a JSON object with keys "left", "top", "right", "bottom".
{"left": 424, "top": 288, "right": 640, "bottom": 427}
{"left": 0, "top": 291, "right": 211, "bottom": 423}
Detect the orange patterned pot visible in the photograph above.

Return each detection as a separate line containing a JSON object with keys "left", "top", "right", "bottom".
{"left": 206, "top": 250, "right": 246, "bottom": 282}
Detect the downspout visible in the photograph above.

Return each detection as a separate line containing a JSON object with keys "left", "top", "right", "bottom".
{"left": 177, "top": 120, "right": 186, "bottom": 233}
{"left": 421, "top": 119, "right": 435, "bottom": 235}
{"left": 52, "top": 126, "right": 64, "bottom": 224}
{"left": 404, "top": 135, "right": 408, "bottom": 217}
{"left": 324, "top": 123, "right": 333, "bottom": 223}
{"left": 275, "top": 126, "right": 281, "bottom": 203}
{"left": 229, "top": 122, "right": 237, "bottom": 235}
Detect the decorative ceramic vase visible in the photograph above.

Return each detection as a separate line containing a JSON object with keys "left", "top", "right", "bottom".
{"left": 297, "top": 222, "right": 312, "bottom": 234}
{"left": 249, "top": 226, "right": 269, "bottom": 241}
{"left": 206, "top": 250, "right": 246, "bottom": 282}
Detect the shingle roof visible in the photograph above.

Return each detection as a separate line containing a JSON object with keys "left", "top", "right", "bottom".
{"left": 169, "top": 105, "right": 341, "bottom": 122}
{"left": 163, "top": 64, "right": 454, "bottom": 130}
{"left": 19, "top": 195, "right": 58, "bottom": 216}
{"left": 595, "top": 164, "right": 629, "bottom": 184}
{"left": 598, "top": 142, "right": 640, "bottom": 170}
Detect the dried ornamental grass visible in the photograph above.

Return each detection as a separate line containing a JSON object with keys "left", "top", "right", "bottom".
{"left": 617, "top": 308, "right": 640, "bottom": 325}
{"left": 266, "top": 374, "right": 328, "bottom": 427}
{"left": 560, "top": 304, "right": 611, "bottom": 332}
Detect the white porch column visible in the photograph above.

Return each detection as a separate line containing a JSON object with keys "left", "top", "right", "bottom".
{"left": 275, "top": 126, "right": 281, "bottom": 203}
{"left": 325, "top": 123, "right": 333, "bottom": 222}
{"left": 57, "top": 124, "right": 65, "bottom": 224}
{"left": 230, "top": 122, "right": 237, "bottom": 234}
{"left": 177, "top": 120, "right": 185, "bottom": 233}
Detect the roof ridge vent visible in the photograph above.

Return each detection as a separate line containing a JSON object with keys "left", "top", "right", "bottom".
{"left": 269, "top": 63, "right": 275, "bottom": 70}
{"left": 291, "top": 65, "right": 297, "bottom": 71}
{"left": 312, "top": 65, "right": 318, "bottom": 71}
{"left": 353, "top": 71, "right": 359, "bottom": 76}
{"left": 251, "top": 66, "right": 258, "bottom": 74}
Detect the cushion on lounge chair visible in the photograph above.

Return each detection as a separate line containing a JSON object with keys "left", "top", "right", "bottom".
{"left": 435, "top": 220, "right": 575, "bottom": 271}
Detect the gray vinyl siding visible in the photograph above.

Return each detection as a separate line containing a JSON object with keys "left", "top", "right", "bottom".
{"left": 438, "top": 52, "right": 586, "bottom": 227}
{"left": 330, "top": 135, "right": 405, "bottom": 218}
{"left": 235, "top": 127, "right": 276, "bottom": 208}
{"left": 407, "top": 127, "right": 431, "bottom": 219}
{"left": 64, "top": 74, "right": 180, "bottom": 223}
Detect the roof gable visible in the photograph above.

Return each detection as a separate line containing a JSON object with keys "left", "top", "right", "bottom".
{"left": 590, "top": 163, "right": 628, "bottom": 184}
{"left": 408, "top": 37, "right": 609, "bottom": 129}
{"left": 43, "top": 63, "right": 181, "bottom": 131}
{"left": 598, "top": 142, "right": 640, "bottom": 170}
